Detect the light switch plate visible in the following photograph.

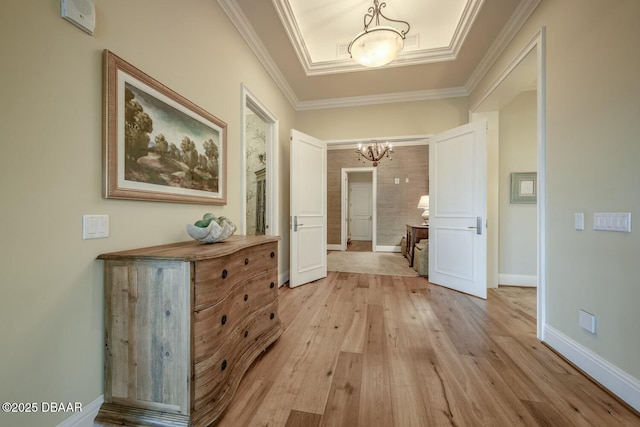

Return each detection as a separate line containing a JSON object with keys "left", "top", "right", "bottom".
{"left": 593, "top": 213, "right": 631, "bottom": 232}
{"left": 574, "top": 213, "right": 584, "bottom": 231}
{"left": 83, "top": 215, "right": 109, "bottom": 239}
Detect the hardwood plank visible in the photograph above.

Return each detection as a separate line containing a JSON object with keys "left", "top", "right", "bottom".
{"left": 358, "top": 304, "right": 393, "bottom": 427}
{"left": 520, "top": 399, "right": 573, "bottom": 427}
{"left": 423, "top": 284, "right": 495, "bottom": 358}
{"left": 346, "top": 240, "right": 372, "bottom": 252}
{"left": 284, "top": 410, "right": 322, "bottom": 427}
{"left": 290, "top": 299, "right": 356, "bottom": 414}
{"left": 386, "top": 347, "right": 432, "bottom": 426}
{"left": 458, "top": 355, "right": 543, "bottom": 426}
{"left": 215, "top": 379, "right": 274, "bottom": 427}
{"left": 320, "top": 352, "right": 362, "bottom": 427}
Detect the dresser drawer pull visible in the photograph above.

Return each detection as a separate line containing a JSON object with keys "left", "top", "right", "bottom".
{"left": 270, "top": 251, "right": 275, "bottom": 258}
{"left": 270, "top": 313, "right": 275, "bottom": 320}
{"left": 244, "top": 330, "right": 249, "bottom": 338}
{"left": 222, "top": 269, "right": 228, "bottom": 279}
{"left": 270, "top": 282, "right": 275, "bottom": 289}
{"left": 244, "top": 294, "right": 249, "bottom": 301}
{"left": 244, "top": 258, "right": 249, "bottom": 265}
{"left": 221, "top": 360, "right": 227, "bottom": 371}
{"left": 221, "top": 315, "right": 227, "bottom": 325}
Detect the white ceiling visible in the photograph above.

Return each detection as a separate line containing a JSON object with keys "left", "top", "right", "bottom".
{"left": 277, "top": 0, "right": 476, "bottom": 71}
{"left": 217, "top": 0, "right": 540, "bottom": 109}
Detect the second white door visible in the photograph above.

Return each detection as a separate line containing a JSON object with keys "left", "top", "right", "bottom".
{"left": 349, "top": 182, "right": 372, "bottom": 241}
{"left": 429, "top": 120, "right": 488, "bottom": 299}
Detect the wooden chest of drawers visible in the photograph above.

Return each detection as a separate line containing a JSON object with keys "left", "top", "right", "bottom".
{"left": 95, "top": 235, "right": 281, "bottom": 426}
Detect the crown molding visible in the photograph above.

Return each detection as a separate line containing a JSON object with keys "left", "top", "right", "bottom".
{"left": 218, "top": 0, "right": 540, "bottom": 111}
{"left": 327, "top": 137, "right": 430, "bottom": 151}
{"left": 296, "top": 86, "right": 467, "bottom": 111}
{"left": 449, "top": 0, "right": 485, "bottom": 60}
{"left": 217, "top": 0, "right": 300, "bottom": 108}
{"left": 464, "top": 0, "right": 541, "bottom": 94}
{"left": 272, "top": 0, "right": 314, "bottom": 73}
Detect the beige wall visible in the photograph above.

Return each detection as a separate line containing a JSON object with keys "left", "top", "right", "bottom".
{"left": 471, "top": 0, "right": 640, "bottom": 380}
{"left": 295, "top": 98, "right": 470, "bottom": 141}
{"left": 499, "top": 91, "right": 537, "bottom": 278}
{"left": 3, "top": 1, "right": 639, "bottom": 424}
{"left": 327, "top": 146, "right": 429, "bottom": 248}
{"left": 0, "top": 1, "right": 294, "bottom": 426}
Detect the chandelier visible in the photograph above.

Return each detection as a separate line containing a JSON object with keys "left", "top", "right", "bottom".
{"left": 348, "top": 0, "right": 411, "bottom": 68}
{"left": 355, "top": 141, "right": 393, "bottom": 166}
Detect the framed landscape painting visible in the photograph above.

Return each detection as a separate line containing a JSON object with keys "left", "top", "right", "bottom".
{"left": 103, "top": 49, "right": 227, "bottom": 205}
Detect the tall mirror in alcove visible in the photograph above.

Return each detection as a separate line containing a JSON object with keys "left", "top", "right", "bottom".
{"left": 245, "top": 107, "right": 268, "bottom": 235}
{"left": 242, "top": 84, "right": 278, "bottom": 238}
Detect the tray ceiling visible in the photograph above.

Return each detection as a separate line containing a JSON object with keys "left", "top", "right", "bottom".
{"left": 217, "top": 0, "right": 540, "bottom": 109}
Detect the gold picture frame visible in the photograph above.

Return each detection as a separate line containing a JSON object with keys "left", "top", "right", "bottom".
{"left": 103, "top": 50, "right": 227, "bottom": 205}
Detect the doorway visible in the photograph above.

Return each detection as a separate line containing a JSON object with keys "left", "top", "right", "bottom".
{"left": 242, "top": 85, "right": 279, "bottom": 237}
{"left": 341, "top": 168, "right": 376, "bottom": 252}
{"left": 470, "top": 28, "right": 546, "bottom": 338}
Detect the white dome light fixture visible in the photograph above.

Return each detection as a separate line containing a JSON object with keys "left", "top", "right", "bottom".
{"left": 348, "top": 0, "right": 410, "bottom": 68}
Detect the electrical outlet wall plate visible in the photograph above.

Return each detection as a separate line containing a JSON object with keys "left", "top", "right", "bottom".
{"left": 579, "top": 309, "right": 596, "bottom": 334}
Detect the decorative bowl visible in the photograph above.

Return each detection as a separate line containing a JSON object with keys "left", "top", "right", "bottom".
{"left": 186, "top": 219, "right": 236, "bottom": 244}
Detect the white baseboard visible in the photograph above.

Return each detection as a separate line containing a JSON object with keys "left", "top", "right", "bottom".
{"left": 498, "top": 273, "right": 537, "bottom": 287}
{"left": 327, "top": 244, "right": 342, "bottom": 251}
{"left": 376, "top": 245, "right": 401, "bottom": 252}
{"left": 543, "top": 324, "right": 640, "bottom": 412}
{"left": 57, "top": 395, "right": 103, "bottom": 427}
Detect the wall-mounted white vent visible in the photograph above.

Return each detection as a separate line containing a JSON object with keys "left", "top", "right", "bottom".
{"left": 61, "top": 0, "right": 95, "bottom": 35}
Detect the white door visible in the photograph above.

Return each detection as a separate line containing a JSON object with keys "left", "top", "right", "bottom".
{"left": 349, "top": 182, "right": 372, "bottom": 241}
{"left": 429, "top": 121, "right": 487, "bottom": 299}
{"left": 290, "top": 129, "right": 327, "bottom": 288}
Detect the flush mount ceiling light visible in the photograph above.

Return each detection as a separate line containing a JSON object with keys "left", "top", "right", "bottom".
{"left": 348, "top": 0, "right": 411, "bottom": 68}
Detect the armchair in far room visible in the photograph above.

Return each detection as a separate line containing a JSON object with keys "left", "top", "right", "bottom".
{"left": 413, "top": 239, "right": 429, "bottom": 277}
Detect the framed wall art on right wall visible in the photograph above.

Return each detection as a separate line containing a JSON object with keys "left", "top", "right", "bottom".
{"left": 510, "top": 172, "right": 537, "bottom": 204}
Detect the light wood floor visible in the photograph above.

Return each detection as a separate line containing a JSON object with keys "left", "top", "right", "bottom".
{"left": 346, "top": 240, "right": 372, "bottom": 252}
{"left": 214, "top": 273, "right": 640, "bottom": 427}
{"left": 97, "top": 273, "right": 640, "bottom": 426}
